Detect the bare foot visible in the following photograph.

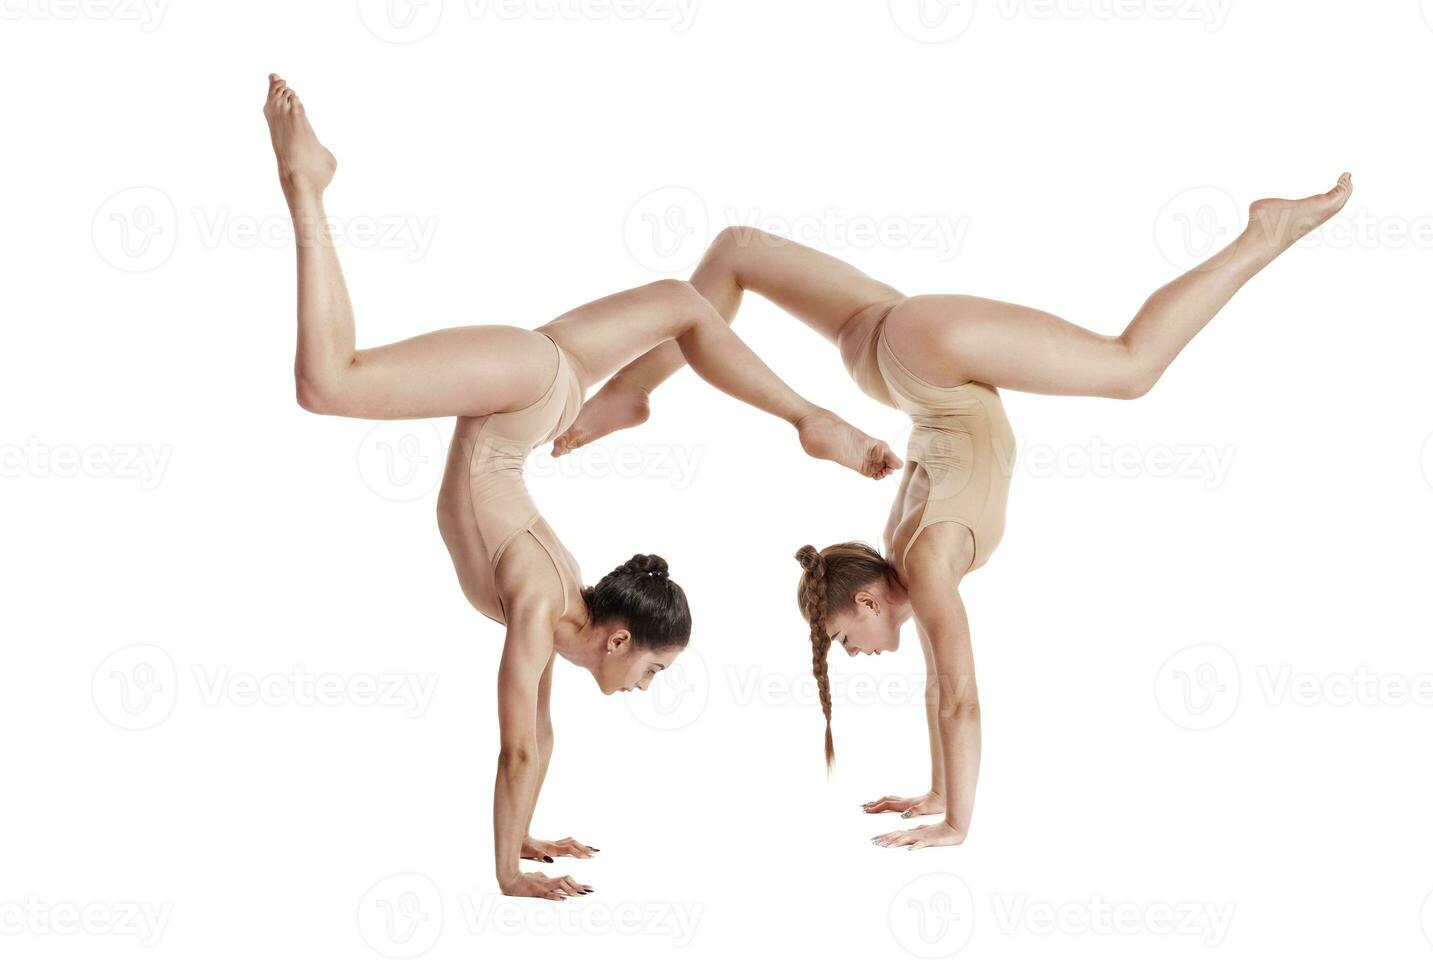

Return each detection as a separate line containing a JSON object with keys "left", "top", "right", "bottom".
{"left": 1247, "top": 172, "right": 1352, "bottom": 253}
{"left": 796, "top": 409, "right": 901, "bottom": 480}
{"left": 552, "top": 384, "right": 651, "bottom": 457}
{"left": 263, "top": 73, "right": 337, "bottom": 201}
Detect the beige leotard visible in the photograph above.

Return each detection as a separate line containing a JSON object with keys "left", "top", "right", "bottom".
{"left": 845, "top": 303, "right": 1016, "bottom": 575}
{"left": 437, "top": 333, "right": 585, "bottom": 625}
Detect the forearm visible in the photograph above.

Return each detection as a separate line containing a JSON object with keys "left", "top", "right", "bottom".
{"left": 522, "top": 731, "right": 553, "bottom": 839}
{"left": 923, "top": 680, "right": 947, "bottom": 793}
{"left": 936, "top": 703, "right": 981, "bottom": 833}
{"left": 494, "top": 744, "right": 541, "bottom": 885}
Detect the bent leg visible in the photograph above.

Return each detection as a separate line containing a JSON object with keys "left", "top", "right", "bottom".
{"left": 555, "top": 227, "right": 903, "bottom": 453}
{"left": 266, "top": 74, "right": 557, "bottom": 420}
{"left": 898, "top": 173, "right": 1353, "bottom": 398}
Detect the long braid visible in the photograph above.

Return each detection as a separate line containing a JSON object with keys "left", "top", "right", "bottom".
{"left": 795, "top": 545, "right": 836, "bottom": 770}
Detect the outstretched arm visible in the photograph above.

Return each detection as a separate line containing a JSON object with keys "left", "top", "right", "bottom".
{"left": 874, "top": 531, "right": 980, "bottom": 849}
{"left": 519, "top": 660, "right": 597, "bottom": 863}
{"left": 493, "top": 602, "right": 589, "bottom": 900}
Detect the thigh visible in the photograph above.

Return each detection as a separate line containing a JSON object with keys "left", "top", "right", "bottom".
{"left": 350, "top": 324, "right": 558, "bottom": 419}
{"left": 708, "top": 227, "right": 906, "bottom": 343}
{"left": 537, "top": 279, "right": 701, "bottom": 388}
{"left": 888, "top": 294, "right": 1132, "bottom": 396}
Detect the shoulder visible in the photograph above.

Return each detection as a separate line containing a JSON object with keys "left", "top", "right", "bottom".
{"left": 903, "top": 523, "right": 976, "bottom": 609}
{"left": 494, "top": 534, "right": 566, "bottom": 630}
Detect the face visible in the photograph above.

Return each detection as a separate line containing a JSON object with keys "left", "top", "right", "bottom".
{"left": 595, "top": 627, "right": 684, "bottom": 694}
{"left": 825, "top": 589, "right": 904, "bottom": 657}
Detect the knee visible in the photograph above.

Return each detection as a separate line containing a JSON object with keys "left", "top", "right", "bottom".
{"left": 647, "top": 278, "right": 714, "bottom": 326}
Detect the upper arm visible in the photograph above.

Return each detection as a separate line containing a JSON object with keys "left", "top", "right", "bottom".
{"left": 905, "top": 531, "right": 979, "bottom": 710}
{"left": 494, "top": 554, "right": 561, "bottom": 756}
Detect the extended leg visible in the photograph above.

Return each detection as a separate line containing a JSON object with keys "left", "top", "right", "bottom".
{"left": 894, "top": 174, "right": 1354, "bottom": 397}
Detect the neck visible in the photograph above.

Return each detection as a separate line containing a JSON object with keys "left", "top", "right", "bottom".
{"left": 553, "top": 615, "right": 605, "bottom": 679}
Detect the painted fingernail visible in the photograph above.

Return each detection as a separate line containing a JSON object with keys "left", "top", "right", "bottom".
{"left": 543, "top": 856, "right": 553, "bottom": 863}
{"left": 590, "top": 848, "right": 600, "bottom": 852}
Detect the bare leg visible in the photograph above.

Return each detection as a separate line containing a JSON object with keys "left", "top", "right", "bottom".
{"left": 554, "top": 227, "right": 901, "bottom": 454}
{"left": 265, "top": 74, "right": 558, "bottom": 420}
{"left": 539, "top": 279, "right": 900, "bottom": 478}
{"left": 893, "top": 174, "right": 1354, "bottom": 397}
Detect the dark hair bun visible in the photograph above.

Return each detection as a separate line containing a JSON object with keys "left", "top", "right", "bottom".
{"left": 582, "top": 553, "right": 689, "bottom": 649}
{"left": 619, "top": 554, "right": 669, "bottom": 580}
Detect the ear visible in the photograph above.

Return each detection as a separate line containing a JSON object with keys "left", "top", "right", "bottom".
{"left": 855, "top": 590, "right": 880, "bottom": 615}
{"left": 605, "top": 628, "right": 633, "bottom": 655}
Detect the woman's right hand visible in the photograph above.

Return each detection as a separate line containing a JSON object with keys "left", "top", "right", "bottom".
{"left": 862, "top": 790, "right": 944, "bottom": 818}
{"left": 500, "top": 870, "right": 593, "bottom": 901}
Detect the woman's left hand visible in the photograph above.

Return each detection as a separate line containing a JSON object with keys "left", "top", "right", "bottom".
{"left": 872, "top": 822, "right": 967, "bottom": 849}
{"left": 522, "top": 835, "right": 598, "bottom": 862}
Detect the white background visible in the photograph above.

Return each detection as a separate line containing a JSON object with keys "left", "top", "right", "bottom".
{"left": 3, "top": 0, "right": 1432, "bottom": 974}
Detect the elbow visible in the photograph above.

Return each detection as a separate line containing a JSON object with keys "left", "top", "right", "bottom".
{"left": 295, "top": 370, "right": 339, "bottom": 415}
